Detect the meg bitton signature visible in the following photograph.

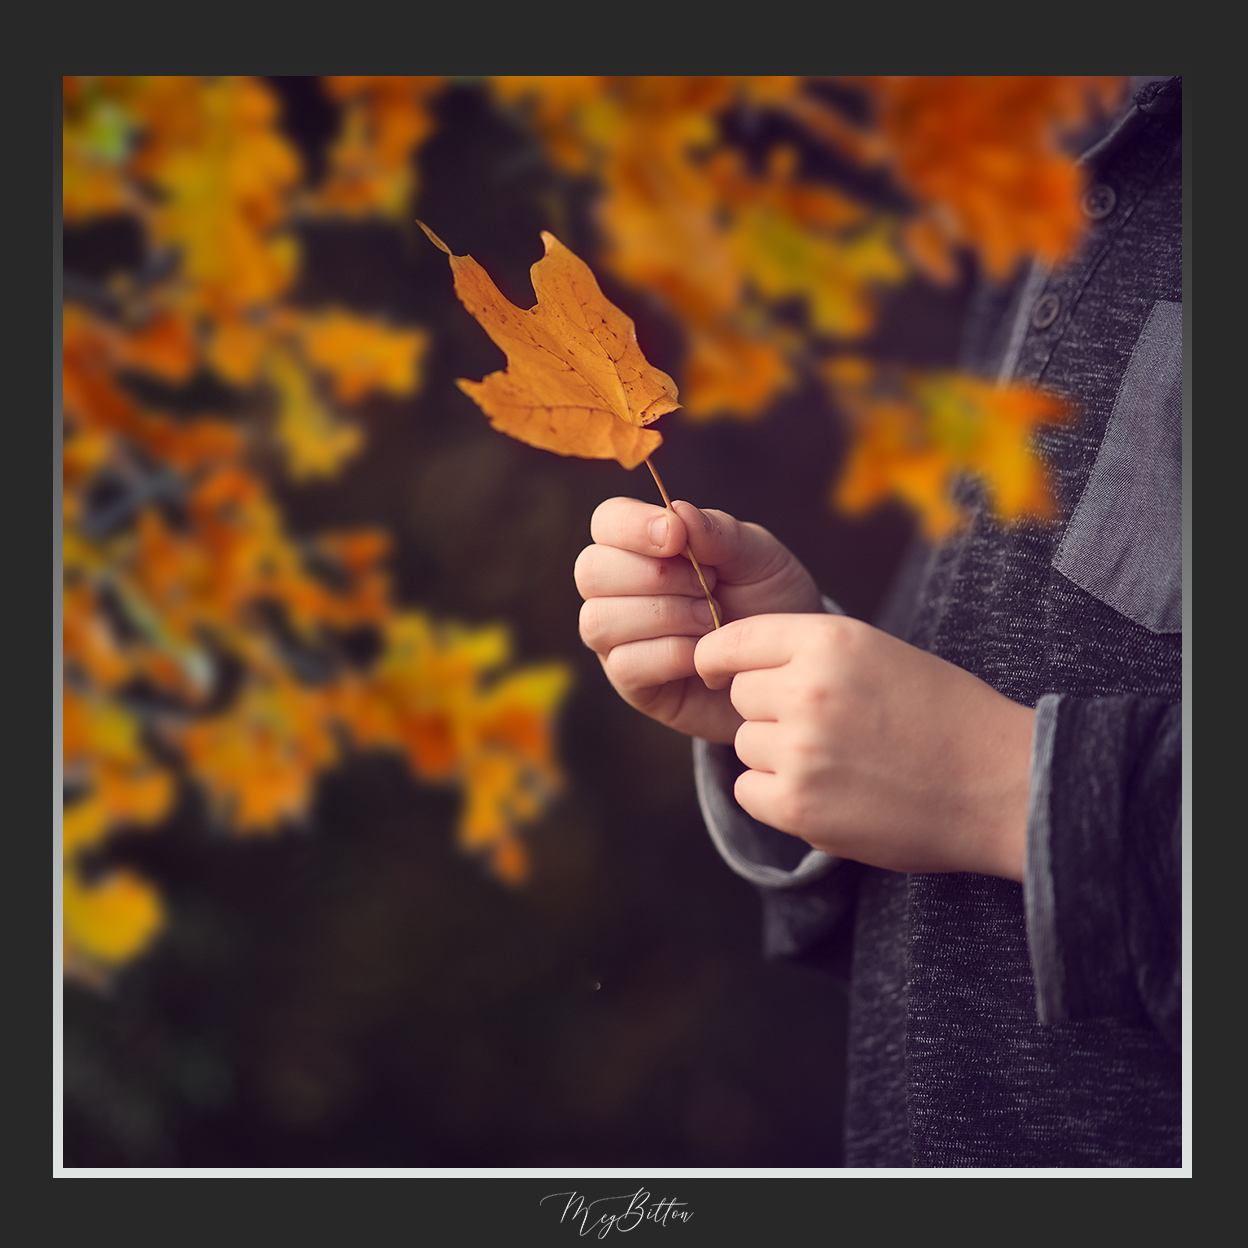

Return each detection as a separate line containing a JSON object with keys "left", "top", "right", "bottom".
{"left": 539, "top": 1189, "right": 693, "bottom": 1237}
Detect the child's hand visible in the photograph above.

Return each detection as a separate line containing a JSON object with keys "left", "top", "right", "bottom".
{"left": 694, "top": 613, "right": 1035, "bottom": 881}
{"left": 574, "top": 497, "right": 822, "bottom": 744}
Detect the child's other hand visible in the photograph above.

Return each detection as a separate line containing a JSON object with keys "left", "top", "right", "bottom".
{"left": 574, "top": 497, "right": 822, "bottom": 744}
{"left": 694, "top": 613, "right": 1034, "bottom": 881}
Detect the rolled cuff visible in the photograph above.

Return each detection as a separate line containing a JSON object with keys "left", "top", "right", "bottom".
{"left": 694, "top": 737, "right": 837, "bottom": 889}
{"left": 692, "top": 591, "right": 847, "bottom": 892}
{"left": 1023, "top": 692, "right": 1066, "bottom": 1023}
{"left": 1022, "top": 692, "right": 1180, "bottom": 1044}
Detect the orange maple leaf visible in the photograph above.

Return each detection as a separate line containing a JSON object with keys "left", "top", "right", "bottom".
{"left": 418, "top": 222, "right": 679, "bottom": 471}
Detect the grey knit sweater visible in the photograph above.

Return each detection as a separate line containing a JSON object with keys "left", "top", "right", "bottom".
{"left": 694, "top": 77, "right": 1183, "bottom": 1168}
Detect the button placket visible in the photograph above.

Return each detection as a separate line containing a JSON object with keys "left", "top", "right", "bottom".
{"left": 1011, "top": 95, "right": 1178, "bottom": 389}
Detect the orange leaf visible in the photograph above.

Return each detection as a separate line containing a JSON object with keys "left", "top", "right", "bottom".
{"left": 681, "top": 323, "right": 793, "bottom": 421}
{"left": 824, "top": 362, "right": 1072, "bottom": 539}
{"left": 115, "top": 310, "right": 200, "bottom": 382}
{"left": 418, "top": 222, "right": 679, "bottom": 471}
{"left": 297, "top": 308, "right": 428, "bottom": 404}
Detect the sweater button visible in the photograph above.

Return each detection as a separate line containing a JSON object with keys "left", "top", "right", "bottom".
{"left": 1031, "top": 293, "right": 1061, "bottom": 330}
{"left": 1082, "top": 183, "right": 1117, "bottom": 219}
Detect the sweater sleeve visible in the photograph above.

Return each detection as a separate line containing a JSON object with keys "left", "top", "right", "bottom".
{"left": 1023, "top": 692, "right": 1182, "bottom": 1050}
{"left": 693, "top": 594, "right": 862, "bottom": 963}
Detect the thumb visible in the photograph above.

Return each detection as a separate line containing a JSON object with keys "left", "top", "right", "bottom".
{"left": 670, "top": 502, "right": 792, "bottom": 586}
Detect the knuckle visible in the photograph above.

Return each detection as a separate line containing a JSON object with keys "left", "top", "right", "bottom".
{"left": 701, "top": 508, "right": 735, "bottom": 541}
{"left": 601, "top": 644, "right": 633, "bottom": 690}
{"left": 732, "top": 770, "right": 751, "bottom": 809}
{"left": 791, "top": 727, "right": 824, "bottom": 761}
{"left": 724, "top": 617, "right": 752, "bottom": 662}
{"left": 819, "top": 611, "right": 858, "bottom": 651}
{"left": 573, "top": 545, "right": 600, "bottom": 597}
{"left": 604, "top": 639, "right": 650, "bottom": 690}
{"left": 796, "top": 681, "right": 831, "bottom": 714}
{"left": 578, "top": 598, "right": 606, "bottom": 649}
{"left": 661, "top": 633, "right": 696, "bottom": 675}
{"left": 651, "top": 556, "right": 697, "bottom": 597}
{"left": 776, "top": 782, "right": 811, "bottom": 834}
{"left": 588, "top": 496, "right": 625, "bottom": 539}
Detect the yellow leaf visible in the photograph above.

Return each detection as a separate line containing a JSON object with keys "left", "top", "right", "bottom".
{"left": 62, "top": 797, "right": 113, "bottom": 859}
{"left": 63, "top": 689, "right": 178, "bottom": 855}
{"left": 64, "top": 867, "right": 164, "bottom": 968}
{"left": 730, "top": 206, "right": 906, "bottom": 337}
{"left": 419, "top": 222, "right": 679, "bottom": 470}
{"left": 267, "top": 347, "right": 363, "bottom": 480}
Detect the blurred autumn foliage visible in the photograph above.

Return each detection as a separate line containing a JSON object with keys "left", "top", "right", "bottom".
{"left": 61, "top": 74, "right": 1125, "bottom": 988}
{"left": 487, "top": 75, "right": 1125, "bottom": 524}
{"left": 61, "top": 76, "right": 569, "bottom": 985}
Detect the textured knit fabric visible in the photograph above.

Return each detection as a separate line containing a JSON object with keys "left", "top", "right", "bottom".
{"left": 692, "top": 76, "right": 1184, "bottom": 1168}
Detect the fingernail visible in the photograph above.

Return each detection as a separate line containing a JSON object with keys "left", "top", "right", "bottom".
{"left": 649, "top": 514, "right": 669, "bottom": 548}
{"left": 692, "top": 598, "right": 712, "bottom": 626}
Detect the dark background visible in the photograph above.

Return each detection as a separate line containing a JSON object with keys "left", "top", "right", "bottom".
{"left": 61, "top": 79, "right": 973, "bottom": 1167}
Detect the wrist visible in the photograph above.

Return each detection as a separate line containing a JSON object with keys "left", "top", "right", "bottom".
{"left": 968, "top": 697, "right": 1034, "bottom": 883}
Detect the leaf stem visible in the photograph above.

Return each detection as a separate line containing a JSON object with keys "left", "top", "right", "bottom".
{"left": 645, "top": 457, "right": 721, "bottom": 630}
